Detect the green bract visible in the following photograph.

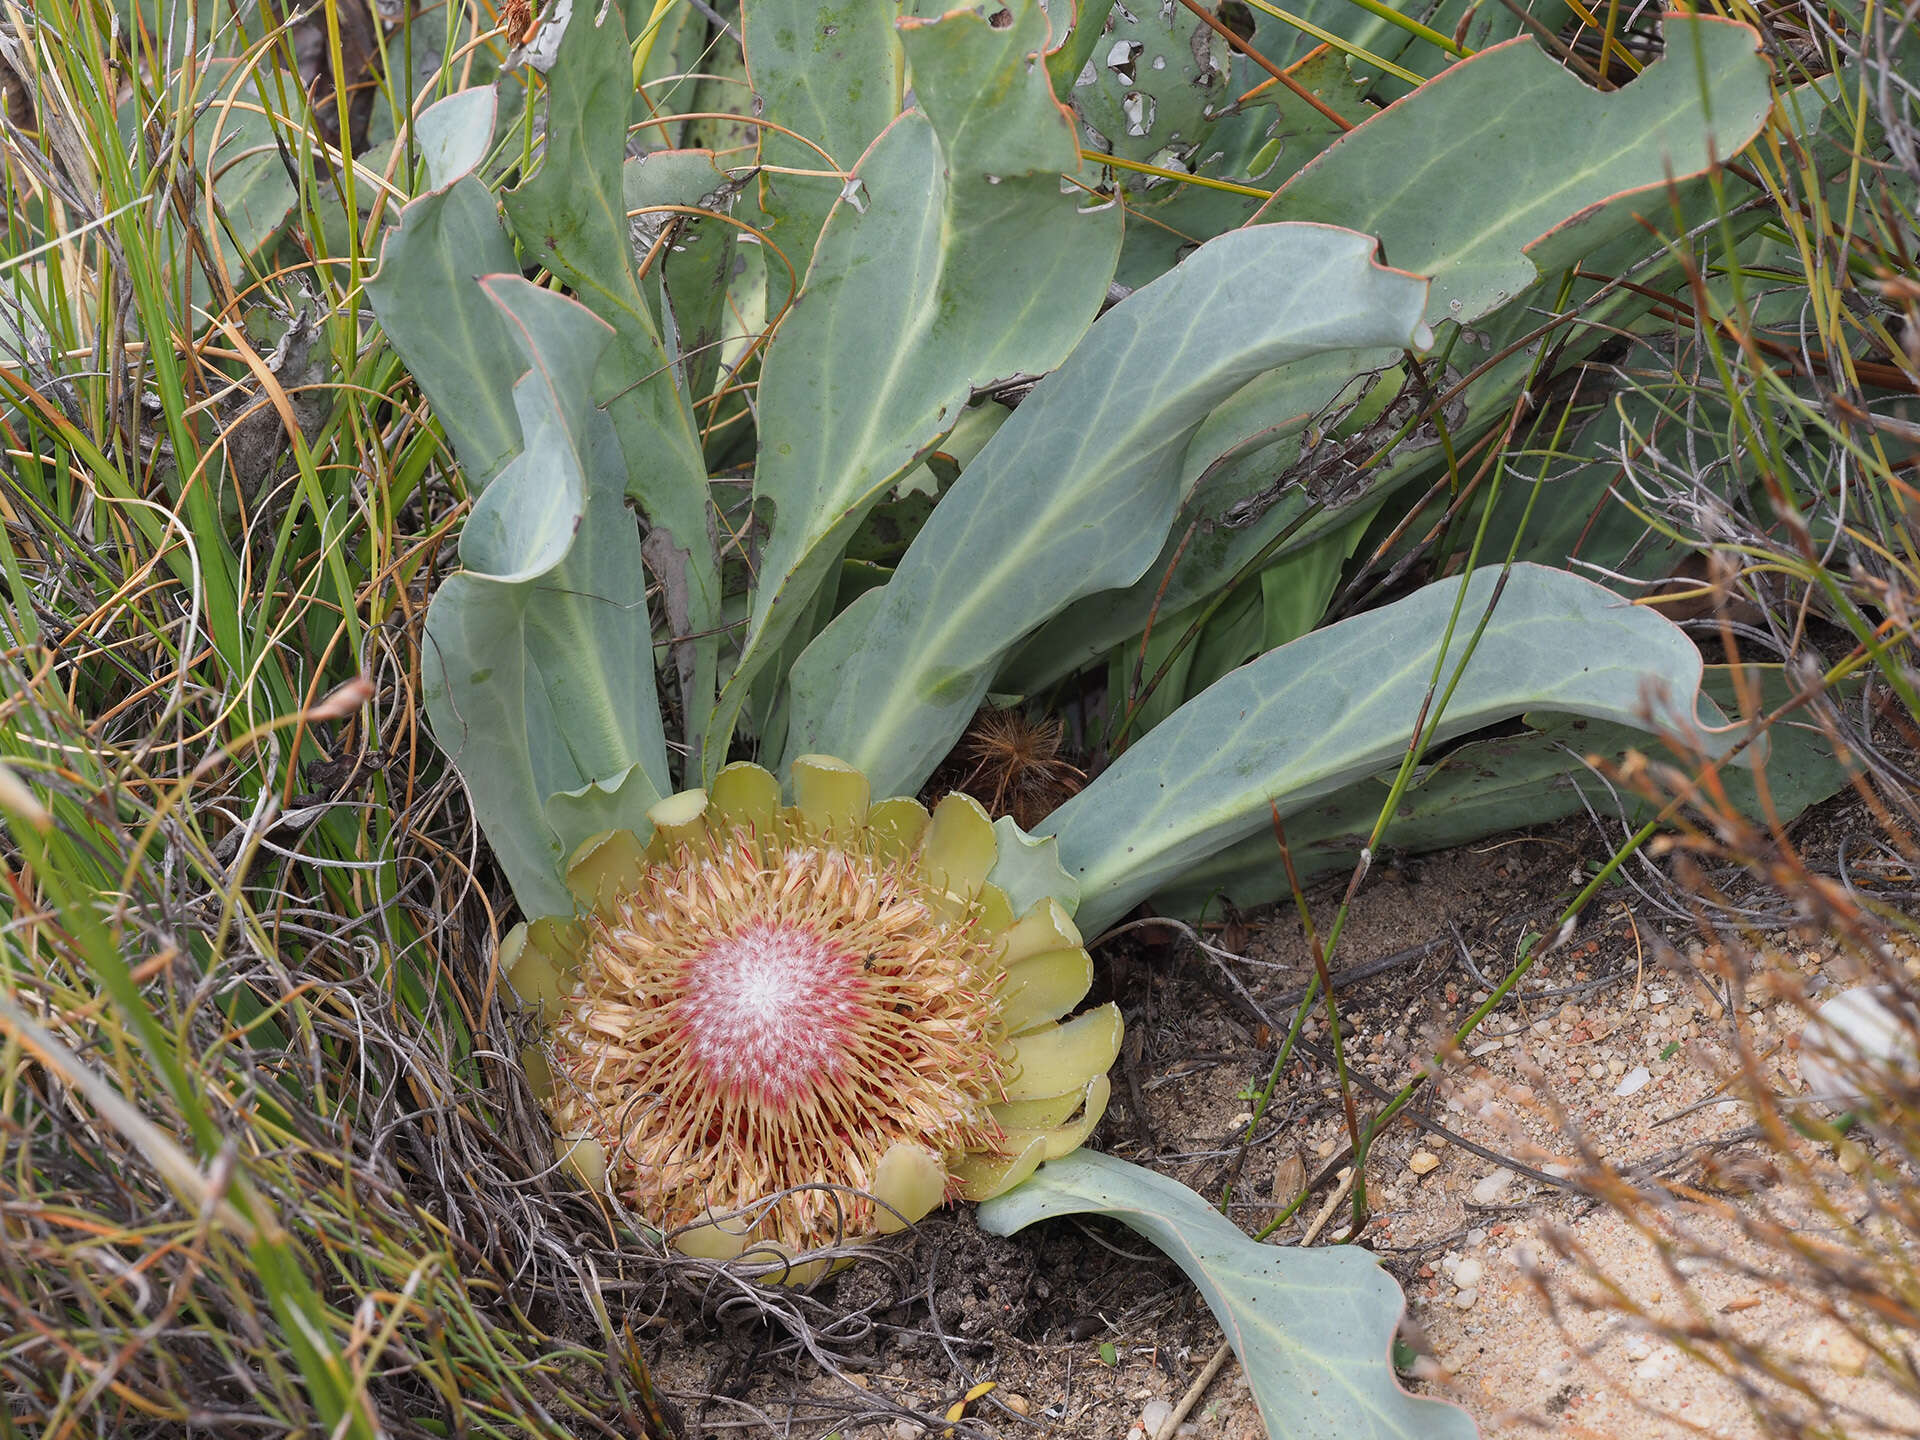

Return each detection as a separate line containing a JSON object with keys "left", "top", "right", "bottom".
{"left": 365, "top": 1, "right": 1795, "bottom": 1433}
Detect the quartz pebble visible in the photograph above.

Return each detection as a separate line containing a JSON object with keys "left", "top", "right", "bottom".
{"left": 1408, "top": 1150, "right": 1441, "bottom": 1175}
{"left": 1470, "top": 1168, "right": 1515, "bottom": 1204}
{"left": 1822, "top": 1332, "right": 1871, "bottom": 1377}
{"left": 1454, "top": 1257, "right": 1485, "bottom": 1290}
{"left": 1453, "top": 1287, "right": 1479, "bottom": 1310}
{"left": 1141, "top": 1398, "right": 1174, "bottom": 1436}
{"left": 1613, "top": 1065, "right": 1652, "bottom": 1097}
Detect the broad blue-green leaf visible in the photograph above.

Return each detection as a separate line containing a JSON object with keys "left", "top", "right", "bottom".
{"left": 709, "top": 0, "right": 1122, "bottom": 775}
{"left": 743, "top": 0, "right": 900, "bottom": 307}
{"left": 978, "top": 1152, "right": 1477, "bottom": 1440}
{"left": 368, "top": 177, "right": 523, "bottom": 487}
{"left": 999, "top": 346, "right": 1403, "bottom": 694}
{"left": 1152, "top": 667, "right": 1856, "bottom": 917}
{"left": 1262, "top": 16, "right": 1772, "bottom": 323}
{"left": 1044, "top": 564, "right": 1729, "bottom": 935}
{"left": 422, "top": 277, "right": 671, "bottom": 916}
{"left": 501, "top": 0, "right": 721, "bottom": 773}
{"left": 416, "top": 86, "right": 497, "bottom": 190}
{"left": 782, "top": 223, "right": 1430, "bottom": 797}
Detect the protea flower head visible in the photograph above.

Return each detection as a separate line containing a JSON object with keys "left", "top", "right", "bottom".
{"left": 501, "top": 755, "right": 1119, "bottom": 1270}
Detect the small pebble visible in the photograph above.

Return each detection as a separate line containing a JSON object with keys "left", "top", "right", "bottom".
{"left": 1408, "top": 1150, "right": 1441, "bottom": 1175}
{"left": 1002, "top": 1393, "right": 1031, "bottom": 1417}
{"left": 1454, "top": 1258, "right": 1485, "bottom": 1290}
{"left": 1633, "top": 1346, "right": 1680, "bottom": 1384}
{"left": 1466, "top": 1175, "right": 1512, "bottom": 1205}
{"left": 1470, "top": 1168, "right": 1515, "bottom": 1204}
{"left": 1613, "top": 1065, "right": 1651, "bottom": 1096}
{"left": 1822, "top": 1332, "right": 1870, "bottom": 1377}
{"left": 893, "top": 1421, "right": 919, "bottom": 1440}
{"left": 1465, "top": 1227, "right": 1486, "bottom": 1247}
{"left": 1453, "top": 1287, "right": 1478, "bottom": 1310}
{"left": 1141, "top": 1398, "right": 1174, "bottom": 1435}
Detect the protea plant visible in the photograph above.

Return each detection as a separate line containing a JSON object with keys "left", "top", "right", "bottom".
{"left": 365, "top": 0, "right": 1777, "bottom": 1427}
{"left": 504, "top": 758, "right": 1117, "bottom": 1264}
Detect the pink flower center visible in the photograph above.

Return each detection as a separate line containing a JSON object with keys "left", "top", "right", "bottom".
{"left": 679, "top": 920, "right": 861, "bottom": 1107}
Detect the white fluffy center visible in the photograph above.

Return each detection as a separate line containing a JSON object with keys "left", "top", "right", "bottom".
{"left": 681, "top": 920, "right": 859, "bottom": 1105}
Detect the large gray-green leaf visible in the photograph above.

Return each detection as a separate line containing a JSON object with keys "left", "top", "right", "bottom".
{"left": 743, "top": 0, "right": 899, "bottom": 309}
{"left": 1045, "top": 564, "right": 1727, "bottom": 935}
{"left": 1152, "top": 666, "right": 1856, "bottom": 917}
{"left": 422, "top": 277, "right": 671, "bottom": 917}
{"left": 708, "top": 0, "right": 1122, "bottom": 776}
{"left": 978, "top": 1152, "right": 1477, "bottom": 1440}
{"left": 1262, "top": 16, "right": 1771, "bottom": 324}
{"left": 782, "top": 223, "right": 1430, "bottom": 797}
{"left": 416, "top": 85, "right": 497, "bottom": 191}
{"left": 368, "top": 176, "right": 522, "bottom": 487}
{"left": 998, "top": 347, "right": 1403, "bottom": 694}
{"left": 502, "top": 0, "right": 721, "bottom": 772}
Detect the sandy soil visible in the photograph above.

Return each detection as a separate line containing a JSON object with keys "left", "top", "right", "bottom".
{"left": 649, "top": 800, "right": 1919, "bottom": 1440}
